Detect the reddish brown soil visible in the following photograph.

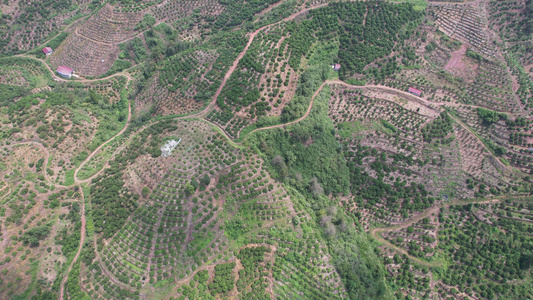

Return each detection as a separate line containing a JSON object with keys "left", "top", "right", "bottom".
{"left": 445, "top": 43, "right": 467, "bottom": 71}
{"left": 444, "top": 43, "right": 479, "bottom": 81}
{"left": 525, "top": 64, "right": 533, "bottom": 79}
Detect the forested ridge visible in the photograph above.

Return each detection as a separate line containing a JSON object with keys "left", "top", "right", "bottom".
{"left": 287, "top": 1, "right": 422, "bottom": 79}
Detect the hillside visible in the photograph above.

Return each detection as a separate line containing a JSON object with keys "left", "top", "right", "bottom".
{"left": 0, "top": 0, "right": 532, "bottom": 299}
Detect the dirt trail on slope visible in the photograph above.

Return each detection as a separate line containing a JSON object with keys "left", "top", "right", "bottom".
{"left": 59, "top": 184, "right": 86, "bottom": 300}
{"left": 447, "top": 113, "right": 515, "bottom": 174}
{"left": 74, "top": 79, "right": 132, "bottom": 183}
{"left": 10, "top": 141, "right": 67, "bottom": 188}
{"left": 202, "top": 29, "right": 262, "bottom": 117}
{"left": 370, "top": 198, "right": 501, "bottom": 267}
{"left": 15, "top": 55, "right": 132, "bottom": 83}
{"left": 244, "top": 81, "right": 327, "bottom": 134}
{"left": 168, "top": 243, "right": 277, "bottom": 297}
{"left": 327, "top": 79, "right": 449, "bottom": 108}
{"left": 328, "top": 79, "right": 517, "bottom": 114}
{"left": 199, "top": 1, "right": 337, "bottom": 118}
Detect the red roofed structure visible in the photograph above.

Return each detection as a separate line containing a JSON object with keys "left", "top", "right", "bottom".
{"left": 43, "top": 47, "right": 53, "bottom": 55}
{"left": 332, "top": 63, "right": 341, "bottom": 71}
{"left": 408, "top": 87, "right": 422, "bottom": 97}
{"left": 56, "top": 66, "right": 75, "bottom": 79}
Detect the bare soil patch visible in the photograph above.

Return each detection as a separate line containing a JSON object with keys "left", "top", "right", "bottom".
{"left": 444, "top": 43, "right": 479, "bottom": 81}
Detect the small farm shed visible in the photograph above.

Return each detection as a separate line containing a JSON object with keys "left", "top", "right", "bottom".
{"left": 332, "top": 64, "right": 341, "bottom": 71}
{"left": 43, "top": 47, "right": 53, "bottom": 55}
{"left": 408, "top": 87, "right": 422, "bottom": 97}
{"left": 161, "top": 139, "right": 181, "bottom": 157}
{"left": 56, "top": 66, "right": 74, "bottom": 78}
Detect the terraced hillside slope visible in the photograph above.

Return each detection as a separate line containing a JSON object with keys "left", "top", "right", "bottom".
{"left": 0, "top": 0, "right": 532, "bottom": 299}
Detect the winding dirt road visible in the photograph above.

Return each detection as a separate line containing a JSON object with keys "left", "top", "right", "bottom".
{"left": 246, "top": 82, "right": 327, "bottom": 135}
{"left": 55, "top": 75, "right": 133, "bottom": 300}
{"left": 198, "top": 81, "right": 327, "bottom": 146}
{"left": 327, "top": 79, "right": 516, "bottom": 115}
{"left": 74, "top": 79, "right": 133, "bottom": 183}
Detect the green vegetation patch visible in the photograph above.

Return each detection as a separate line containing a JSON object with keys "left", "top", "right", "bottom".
{"left": 477, "top": 108, "right": 508, "bottom": 124}
{"left": 421, "top": 112, "right": 453, "bottom": 143}
{"left": 235, "top": 246, "right": 271, "bottom": 297}
{"left": 19, "top": 224, "right": 51, "bottom": 247}
{"left": 209, "top": 262, "right": 236, "bottom": 295}
{"left": 91, "top": 171, "right": 139, "bottom": 238}
{"left": 436, "top": 203, "right": 533, "bottom": 299}
{"left": 99, "top": 59, "right": 132, "bottom": 78}
{"left": 0, "top": 84, "right": 29, "bottom": 107}
{"left": 287, "top": 1, "right": 423, "bottom": 80}
{"left": 337, "top": 120, "right": 368, "bottom": 139}
{"left": 252, "top": 86, "right": 350, "bottom": 195}
{"left": 466, "top": 49, "right": 487, "bottom": 62}
{"left": 386, "top": 0, "right": 428, "bottom": 12}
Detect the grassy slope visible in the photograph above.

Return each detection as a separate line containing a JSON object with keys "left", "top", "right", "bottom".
{"left": 387, "top": 0, "right": 428, "bottom": 11}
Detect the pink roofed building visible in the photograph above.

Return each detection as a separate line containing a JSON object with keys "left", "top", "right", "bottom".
{"left": 43, "top": 47, "right": 53, "bottom": 55}
{"left": 56, "top": 66, "right": 74, "bottom": 78}
{"left": 332, "top": 63, "right": 341, "bottom": 71}
{"left": 408, "top": 87, "right": 422, "bottom": 97}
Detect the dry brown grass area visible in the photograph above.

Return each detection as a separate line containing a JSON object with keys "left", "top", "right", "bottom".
{"left": 525, "top": 64, "right": 533, "bottom": 79}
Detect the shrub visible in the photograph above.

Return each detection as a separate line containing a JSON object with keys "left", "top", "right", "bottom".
{"left": 477, "top": 107, "right": 507, "bottom": 124}
{"left": 141, "top": 187, "right": 151, "bottom": 197}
